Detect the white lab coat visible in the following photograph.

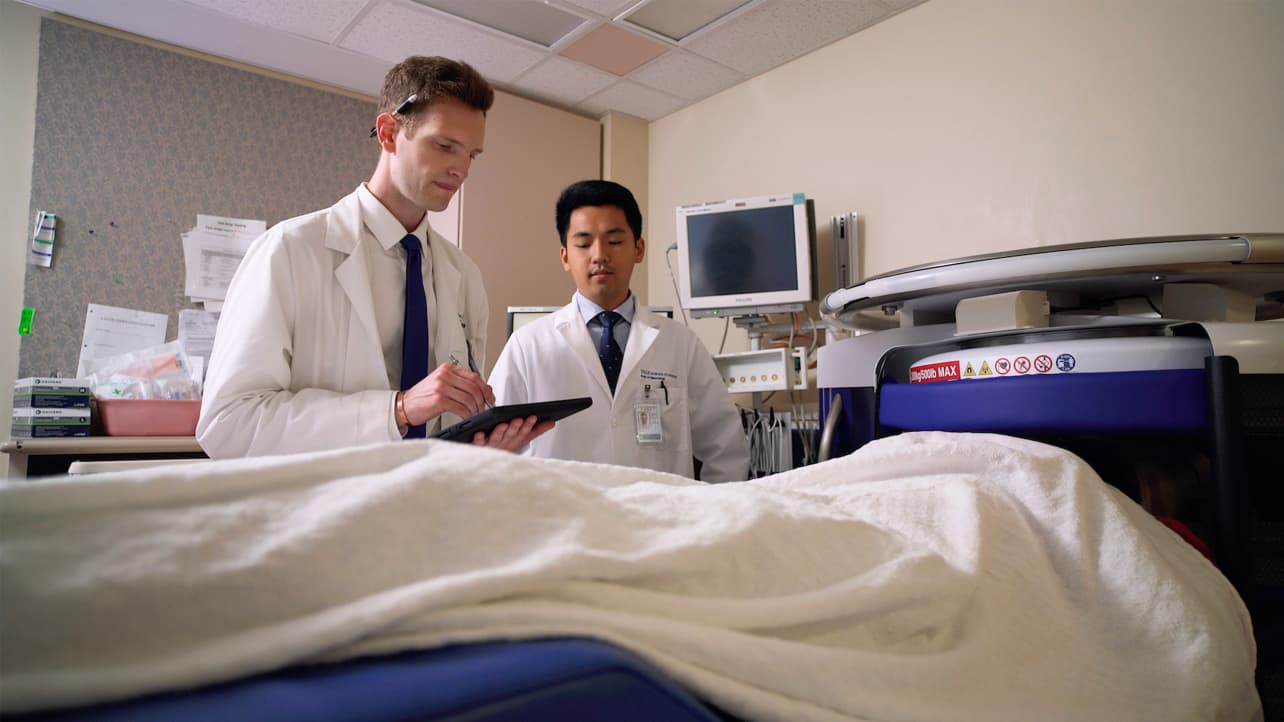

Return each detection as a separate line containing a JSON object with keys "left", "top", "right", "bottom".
{"left": 197, "top": 188, "right": 488, "bottom": 458}
{"left": 489, "top": 301, "right": 749, "bottom": 482}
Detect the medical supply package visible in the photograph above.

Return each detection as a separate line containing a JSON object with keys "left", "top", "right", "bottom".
{"left": 11, "top": 407, "right": 91, "bottom": 438}
{"left": 82, "top": 341, "right": 201, "bottom": 401}
{"left": 13, "top": 377, "right": 92, "bottom": 409}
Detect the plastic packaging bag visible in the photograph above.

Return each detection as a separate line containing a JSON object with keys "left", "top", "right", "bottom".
{"left": 82, "top": 341, "right": 202, "bottom": 400}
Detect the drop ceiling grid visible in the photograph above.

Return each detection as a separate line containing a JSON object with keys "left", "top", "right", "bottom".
{"left": 583, "top": 78, "right": 686, "bottom": 120}
{"left": 515, "top": 56, "right": 619, "bottom": 107}
{"left": 342, "top": 2, "right": 548, "bottom": 82}
{"left": 629, "top": 50, "right": 746, "bottom": 102}
{"left": 36, "top": 0, "right": 930, "bottom": 122}
{"left": 179, "top": 0, "right": 371, "bottom": 44}
{"left": 687, "top": 0, "right": 895, "bottom": 76}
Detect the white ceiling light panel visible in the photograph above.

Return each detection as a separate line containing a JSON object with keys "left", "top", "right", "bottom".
{"left": 411, "top": 0, "right": 589, "bottom": 48}
{"left": 620, "top": 0, "right": 753, "bottom": 42}
{"left": 342, "top": 3, "right": 547, "bottom": 82}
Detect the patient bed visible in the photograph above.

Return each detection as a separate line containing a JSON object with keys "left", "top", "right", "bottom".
{"left": 2, "top": 235, "right": 1274, "bottom": 722}
{"left": 0, "top": 431, "right": 1261, "bottom": 722}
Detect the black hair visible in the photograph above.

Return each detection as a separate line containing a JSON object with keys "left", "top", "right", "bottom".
{"left": 555, "top": 180, "right": 642, "bottom": 247}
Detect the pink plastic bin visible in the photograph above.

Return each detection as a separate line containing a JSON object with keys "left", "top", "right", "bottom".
{"left": 96, "top": 399, "right": 201, "bottom": 437}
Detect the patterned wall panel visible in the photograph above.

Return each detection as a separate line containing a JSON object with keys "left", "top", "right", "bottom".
{"left": 21, "top": 19, "right": 377, "bottom": 377}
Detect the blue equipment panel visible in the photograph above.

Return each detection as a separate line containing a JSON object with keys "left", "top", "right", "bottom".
{"left": 17, "top": 638, "right": 724, "bottom": 722}
{"left": 879, "top": 369, "right": 1208, "bottom": 433}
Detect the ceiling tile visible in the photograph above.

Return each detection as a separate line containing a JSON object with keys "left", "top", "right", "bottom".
{"left": 686, "top": 0, "right": 890, "bottom": 76}
{"left": 621, "top": 0, "right": 752, "bottom": 42}
{"left": 582, "top": 79, "right": 686, "bottom": 121}
{"left": 514, "top": 56, "right": 618, "bottom": 106}
{"left": 557, "top": 0, "right": 638, "bottom": 17}
{"left": 341, "top": 3, "right": 547, "bottom": 82}
{"left": 410, "top": 0, "right": 588, "bottom": 48}
{"left": 180, "top": 0, "right": 369, "bottom": 43}
{"left": 630, "top": 50, "right": 743, "bottom": 101}
{"left": 558, "top": 24, "right": 669, "bottom": 77}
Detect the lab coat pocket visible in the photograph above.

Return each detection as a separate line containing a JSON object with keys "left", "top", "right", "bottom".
{"left": 638, "top": 385, "right": 690, "bottom": 454}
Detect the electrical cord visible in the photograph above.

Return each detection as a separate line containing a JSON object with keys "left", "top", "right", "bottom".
{"left": 664, "top": 244, "right": 689, "bottom": 326}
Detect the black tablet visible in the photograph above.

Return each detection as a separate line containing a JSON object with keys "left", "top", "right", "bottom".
{"left": 432, "top": 397, "right": 593, "bottom": 443}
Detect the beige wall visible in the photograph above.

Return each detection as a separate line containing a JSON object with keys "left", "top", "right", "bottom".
{"left": 461, "top": 92, "right": 600, "bottom": 371}
{"left": 648, "top": 0, "right": 1284, "bottom": 354}
{"left": 0, "top": 0, "right": 43, "bottom": 477}
{"left": 602, "top": 112, "right": 650, "bottom": 302}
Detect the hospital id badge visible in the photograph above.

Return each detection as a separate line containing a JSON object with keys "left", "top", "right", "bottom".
{"left": 634, "top": 399, "right": 662, "bottom": 445}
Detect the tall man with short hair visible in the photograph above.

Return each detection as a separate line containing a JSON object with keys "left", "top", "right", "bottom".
{"left": 199, "top": 56, "right": 550, "bottom": 458}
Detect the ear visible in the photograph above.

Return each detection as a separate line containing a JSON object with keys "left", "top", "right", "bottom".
{"left": 374, "top": 113, "right": 400, "bottom": 151}
{"left": 633, "top": 236, "right": 646, "bottom": 264}
{"left": 560, "top": 245, "right": 571, "bottom": 272}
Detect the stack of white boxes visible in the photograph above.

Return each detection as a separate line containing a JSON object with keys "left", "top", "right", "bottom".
{"left": 12, "top": 378, "right": 92, "bottom": 437}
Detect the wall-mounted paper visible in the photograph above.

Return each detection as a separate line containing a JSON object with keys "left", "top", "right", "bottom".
{"left": 30, "top": 210, "right": 56, "bottom": 267}
{"left": 77, "top": 303, "right": 168, "bottom": 377}
{"left": 182, "top": 214, "right": 265, "bottom": 302}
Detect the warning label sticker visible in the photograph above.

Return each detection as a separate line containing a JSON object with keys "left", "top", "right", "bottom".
{"left": 909, "top": 360, "right": 960, "bottom": 383}
{"left": 963, "top": 362, "right": 976, "bottom": 378}
{"left": 994, "top": 357, "right": 1011, "bottom": 375}
{"left": 1034, "top": 354, "right": 1053, "bottom": 373}
{"left": 979, "top": 360, "right": 992, "bottom": 376}
{"left": 1014, "top": 356, "right": 1032, "bottom": 374}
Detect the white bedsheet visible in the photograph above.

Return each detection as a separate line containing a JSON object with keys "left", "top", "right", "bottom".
{"left": 0, "top": 432, "right": 1259, "bottom": 721}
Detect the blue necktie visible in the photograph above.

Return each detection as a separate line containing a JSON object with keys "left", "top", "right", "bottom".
{"left": 596, "top": 311, "right": 624, "bottom": 394}
{"left": 400, "top": 234, "right": 429, "bottom": 439}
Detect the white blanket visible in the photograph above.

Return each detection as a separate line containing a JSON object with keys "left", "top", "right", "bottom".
{"left": 0, "top": 432, "right": 1259, "bottom": 721}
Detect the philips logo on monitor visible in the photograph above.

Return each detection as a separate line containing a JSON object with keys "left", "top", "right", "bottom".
{"left": 675, "top": 193, "right": 817, "bottom": 319}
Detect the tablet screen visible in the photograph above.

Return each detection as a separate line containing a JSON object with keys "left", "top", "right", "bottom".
{"left": 431, "top": 397, "right": 592, "bottom": 443}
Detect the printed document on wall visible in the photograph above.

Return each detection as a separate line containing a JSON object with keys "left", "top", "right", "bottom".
{"left": 182, "top": 215, "right": 265, "bottom": 303}
{"left": 77, "top": 304, "right": 168, "bottom": 377}
{"left": 178, "top": 308, "right": 220, "bottom": 383}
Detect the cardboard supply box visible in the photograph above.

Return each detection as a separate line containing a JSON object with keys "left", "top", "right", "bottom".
{"left": 13, "top": 377, "right": 91, "bottom": 408}
{"left": 12, "top": 406, "right": 91, "bottom": 438}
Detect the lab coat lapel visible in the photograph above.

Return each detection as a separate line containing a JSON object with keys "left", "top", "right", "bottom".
{"left": 427, "top": 231, "right": 465, "bottom": 366}
{"left": 555, "top": 304, "right": 613, "bottom": 398}
{"left": 615, "top": 307, "right": 660, "bottom": 400}
{"left": 326, "top": 192, "right": 387, "bottom": 389}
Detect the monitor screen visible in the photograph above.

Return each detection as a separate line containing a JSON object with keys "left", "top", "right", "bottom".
{"left": 676, "top": 193, "right": 815, "bottom": 318}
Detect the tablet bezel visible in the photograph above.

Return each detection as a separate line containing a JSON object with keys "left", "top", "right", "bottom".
{"left": 431, "top": 397, "right": 593, "bottom": 443}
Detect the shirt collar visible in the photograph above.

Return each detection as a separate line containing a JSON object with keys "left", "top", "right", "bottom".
{"left": 574, "top": 291, "right": 635, "bottom": 326}
{"left": 357, "top": 183, "right": 431, "bottom": 251}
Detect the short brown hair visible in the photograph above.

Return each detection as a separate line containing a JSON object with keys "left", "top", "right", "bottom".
{"left": 379, "top": 56, "right": 494, "bottom": 134}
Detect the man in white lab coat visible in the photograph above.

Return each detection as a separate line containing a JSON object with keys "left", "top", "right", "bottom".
{"left": 198, "top": 56, "right": 550, "bottom": 458}
{"left": 488, "top": 181, "right": 749, "bottom": 482}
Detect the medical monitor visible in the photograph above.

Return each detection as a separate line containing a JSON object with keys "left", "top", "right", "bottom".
{"left": 676, "top": 193, "right": 816, "bottom": 319}
{"left": 506, "top": 306, "right": 674, "bottom": 338}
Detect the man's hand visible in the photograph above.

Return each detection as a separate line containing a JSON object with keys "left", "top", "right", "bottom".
{"left": 473, "top": 417, "right": 555, "bottom": 451}
{"left": 402, "top": 362, "right": 494, "bottom": 425}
